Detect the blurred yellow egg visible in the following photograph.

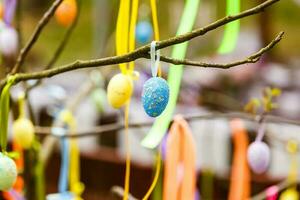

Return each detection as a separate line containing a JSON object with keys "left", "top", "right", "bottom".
{"left": 280, "top": 189, "right": 299, "bottom": 200}
{"left": 107, "top": 73, "right": 133, "bottom": 108}
{"left": 12, "top": 118, "right": 35, "bottom": 149}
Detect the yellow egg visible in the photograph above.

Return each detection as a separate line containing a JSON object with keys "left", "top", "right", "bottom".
{"left": 12, "top": 118, "right": 35, "bottom": 149}
{"left": 280, "top": 189, "right": 299, "bottom": 200}
{"left": 107, "top": 73, "right": 133, "bottom": 108}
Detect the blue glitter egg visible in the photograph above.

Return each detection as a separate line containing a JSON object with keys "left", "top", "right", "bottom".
{"left": 142, "top": 77, "right": 169, "bottom": 117}
{"left": 136, "top": 21, "right": 153, "bottom": 44}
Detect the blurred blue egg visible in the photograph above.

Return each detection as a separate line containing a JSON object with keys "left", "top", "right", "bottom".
{"left": 142, "top": 77, "right": 169, "bottom": 117}
{"left": 136, "top": 21, "right": 153, "bottom": 44}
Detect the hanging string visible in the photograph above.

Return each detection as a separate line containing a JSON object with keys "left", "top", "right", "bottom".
{"left": 128, "top": 0, "right": 139, "bottom": 72}
{"left": 116, "top": 0, "right": 130, "bottom": 74}
{"left": 149, "top": 0, "right": 161, "bottom": 76}
{"left": 0, "top": 75, "right": 16, "bottom": 152}
{"left": 60, "top": 110, "right": 84, "bottom": 200}
{"left": 123, "top": 101, "right": 131, "bottom": 200}
{"left": 142, "top": 150, "right": 161, "bottom": 200}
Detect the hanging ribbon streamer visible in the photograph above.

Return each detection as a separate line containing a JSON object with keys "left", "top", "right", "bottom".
{"left": 141, "top": 0, "right": 201, "bottom": 148}
{"left": 163, "top": 115, "right": 197, "bottom": 200}
{"left": 149, "top": 0, "right": 161, "bottom": 76}
{"left": 0, "top": 76, "right": 16, "bottom": 152}
{"left": 58, "top": 136, "right": 69, "bottom": 194}
{"left": 279, "top": 140, "right": 299, "bottom": 200}
{"left": 112, "top": 0, "right": 139, "bottom": 199}
{"left": 142, "top": 151, "right": 161, "bottom": 200}
{"left": 0, "top": 77, "right": 18, "bottom": 192}
{"left": 228, "top": 119, "right": 251, "bottom": 200}
{"left": 60, "top": 110, "right": 84, "bottom": 200}
{"left": 217, "top": 0, "right": 240, "bottom": 54}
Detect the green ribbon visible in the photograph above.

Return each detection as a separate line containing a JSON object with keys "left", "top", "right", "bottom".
{"left": 0, "top": 76, "right": 16, "bottom": 152}
{"left": 217, "top": 0, "right": 240, "bottom": 54}
{"left": 141, "top": 0, "right": 200, "bottom": 148}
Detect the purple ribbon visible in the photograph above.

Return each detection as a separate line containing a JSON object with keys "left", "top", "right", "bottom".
{"left": 4, "top": 0, "right": 17, "bottom": 26}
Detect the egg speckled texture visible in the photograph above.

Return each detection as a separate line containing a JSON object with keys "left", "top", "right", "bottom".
{"left": 107, "top": 73, "right": 133, "bottom": 108}
{"left": 0, "top": 153, "right": 17, "bottom": 191}
{"left": 13, "top": 118, "right": 35, "bottom": 149}
{"left": 247, "top": 141, "right": 270, "bottom": 174}
{"left": 142, "top": 77, "right": 169, "bottom": 117}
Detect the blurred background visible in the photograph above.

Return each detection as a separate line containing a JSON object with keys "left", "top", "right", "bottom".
{"left": 1, "top": 0, "right": 300, "bottom": 199}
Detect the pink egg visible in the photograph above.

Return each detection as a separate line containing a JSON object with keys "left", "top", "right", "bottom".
{"left": 0, "top": 26, "right": 18, "bottom": 56}
{"left": 247, "top": 141, "right": 270, "bottom": 174}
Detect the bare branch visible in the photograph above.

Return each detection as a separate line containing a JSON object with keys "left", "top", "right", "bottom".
{"left": 11, "top": 0, "right": 63, "bottom": 74}
{"left": 26, "top": 0, "right": 82, "bottom": 92}
{"left": 34, "top": 112, "right": 300, "bottom": 138}
{"left": 0, "top": 0, "right": 281, "bottom": 88}
{"left": 154, "top": 32, "right": 284, "bottom": 69}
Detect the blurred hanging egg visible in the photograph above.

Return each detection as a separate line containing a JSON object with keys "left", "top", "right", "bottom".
{"left": 55, "top": 0, "right": 77, "bottom": 27}
{"left": 107, "top": 73, "right": 133, "bottom": 108}
{"left": 0, "top": 26, "right": 18, "bottom": 56}
{"left": 247, "top": 141, "right": 270, "bottom": 174}
{"left": 142, "top": 77, "right": 169, "bottom": 117}
{"left": 0, "top": 153, "right": 17, "bottom": 191}
{"left": 12, "top": 118, "right": 35, "bottom": 149}
{"left": 0, "top": 4, "right": 3, "bottom": 19}
{"left": 280, "top": 189, "right": 299, "bottom": 200}
{"left": 136, "top": 21, "right": 153, "bottom": 44}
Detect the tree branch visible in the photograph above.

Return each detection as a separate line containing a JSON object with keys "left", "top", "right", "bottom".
{"left": 158, "top": 31, "right": 284, "bottom": 69}
{"left": 34, "top": 112, "right": 300, "bottom": 138}
{"left": 0, "top": 0, "right": 281, "bottom": 88}
{"left": 26, "top": 0, "right": 82, "bottom": 92}
{"left": 10, "top": 0, "right": 63, "bottom": 74}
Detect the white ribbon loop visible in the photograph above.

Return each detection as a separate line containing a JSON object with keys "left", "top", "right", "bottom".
{"left": 150, "top": 41, "right": 160, "bottom": 77}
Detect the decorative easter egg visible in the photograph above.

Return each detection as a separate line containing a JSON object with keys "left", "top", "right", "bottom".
{"left": 136, "top": 21, "right": 153, "bottom": 44}
{"left": 279, "top": 189, "right": 299, "bottom": 200}
{"left": 0, "top": 4, "right": 3, "bottom": 19}
{"left": 55, "top": 0, "right": 77, "bottom": 27}
{"left": 247, "top": 141, "right": 270, "bottom": 174}
{"left": 142, "top": 77, "right": 169, "bottom": 117}
{"left": 0, "top": 153, "right": 17, "bottom": 191}
{"left": 0, "top": 26, "right": 18, "bottom": 56}
{"left": 12, "top": 118, "right": 35, "bottom": 149}
{"left": 107, "top": 73, "right": 133, "bottom": 108}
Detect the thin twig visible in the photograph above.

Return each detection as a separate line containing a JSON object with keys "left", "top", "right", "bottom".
{"left": 26, "top": 0, "right": 82, "bottom": 92}
{"left": 158, "top": 32, "right": 284, "bottom": 68}
{"left": 0, "top": 0, "right": 281, "bottom": 89}
{"left": 34, "top": 112, "right": 300, "bottom": 138}
{"left": 10, "top": 0, "right": 64, "bottom": 74}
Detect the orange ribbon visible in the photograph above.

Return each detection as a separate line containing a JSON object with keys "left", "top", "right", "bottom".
{"left": 163, "top": 115, "right": 197, "bottom": 200}
{"left": 228, "top": 119, "right": 251, "bottom": 200}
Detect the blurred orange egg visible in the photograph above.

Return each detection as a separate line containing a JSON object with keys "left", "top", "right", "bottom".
{"left": 55, "top": 0, "right": 77, "bottom": 27}
{"left": 0, "top": 4, "right": 3, "bottom": 19}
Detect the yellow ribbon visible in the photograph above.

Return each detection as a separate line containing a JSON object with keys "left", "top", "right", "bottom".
{"left": 59, "top": 110, "right": 84, "bottom": 200}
